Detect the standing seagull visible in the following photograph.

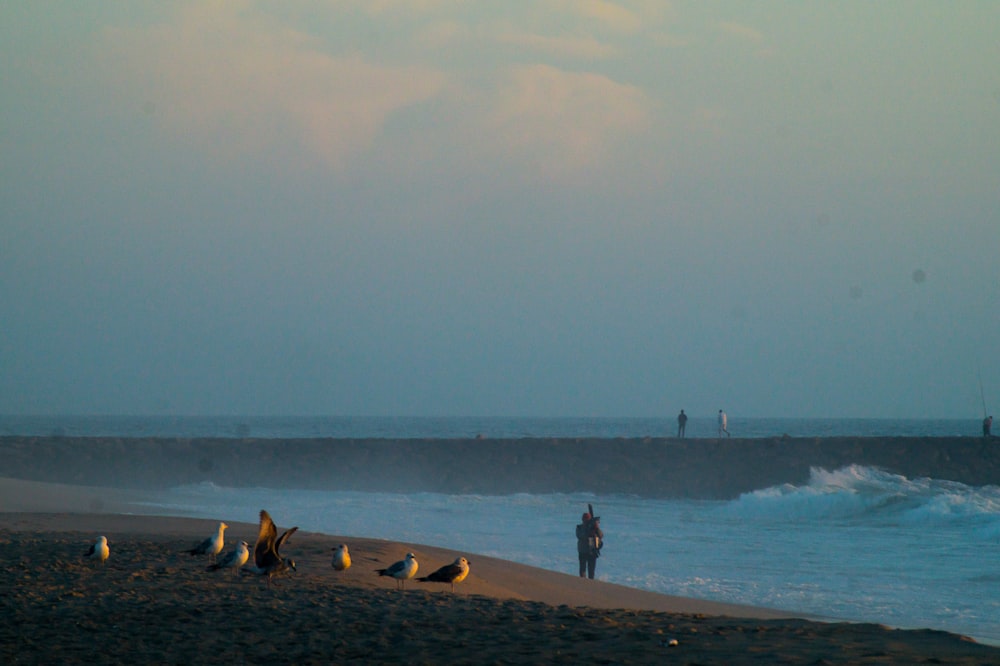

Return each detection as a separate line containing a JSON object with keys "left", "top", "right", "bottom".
{"left": 208, "top": 540, "right": 249, "bottom": 575}
{"left": 331, "top": 544, "right": 351, "bottom": 571}
{"left": 375, "top": 552, "right": 418, "bottom": 590}
{"left": 183, "top": 522, "right": 228, "bottom": 562}
{"left": 242, "top": 510, "right": 298, "bottom": 587}
{"left": 84, "top": 536, "right": 109, "bottom": 565}
{"left": 417, "top": 556, "right": 470, "bottom": 592}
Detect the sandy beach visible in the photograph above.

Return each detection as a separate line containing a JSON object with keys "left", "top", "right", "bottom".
{"left": 2, "top": 478, "right": 998, "bottom": 665}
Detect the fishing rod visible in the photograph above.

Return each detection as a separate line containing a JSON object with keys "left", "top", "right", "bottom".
{"left": 979, "top": 369, "right": 989, "bottom": 419}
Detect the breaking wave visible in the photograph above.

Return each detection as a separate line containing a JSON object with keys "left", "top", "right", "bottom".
{"left": 726, "top": 464, "right": 1000, "bottom": 532}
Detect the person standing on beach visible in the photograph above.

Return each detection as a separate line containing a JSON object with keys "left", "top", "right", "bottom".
{"left": 718, "top": 409, "right": 730, "bottom": 437}
{"left": 677, "top": 410, "right": 688, "bottom": 438}
{"left": 984, "top": 415, "right": 993, "bottom": 437}
{"left": 576, "top": 513, "right": 603, "bottom": 579}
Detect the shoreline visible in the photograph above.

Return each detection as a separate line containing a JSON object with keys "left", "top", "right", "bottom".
{"left": 0, "top": 510, "right": 793, "bottom": 621}
{"left": 5, "top": 441, "right": 1000, "bottom": 661}
{"left": 0, "top": 477, "right": 793, "bottom": 619}
{"left": 2, "top": 505, "right": 998, "bottom": 663}
{"left": 3, "top": 476, "right": 999, "bottom": 662}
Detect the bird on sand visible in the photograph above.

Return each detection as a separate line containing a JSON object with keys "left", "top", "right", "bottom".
{"left": 84, "top": 536, "right": 109, "bottom": 565}
{"left": 208, "top": 540, "right": 249, "bottom": 575}
{"left": 331, "top": 544, "right": 351, "bottom": 571}
{"left": 375, "top": 552, "right": 418, "bottom": 590}
{"left": 417, "top": 556, "right": 470, "bottom": 592}
{"left": 242, "top": 510, "right": 298, "bottom": 587}
{"left": 183, "top": 522, "right": 228, "bottom": 562}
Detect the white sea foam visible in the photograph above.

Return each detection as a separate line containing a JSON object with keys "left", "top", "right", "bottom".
{"left": 727, "top": 464, "right": 1000, "bottom": 528}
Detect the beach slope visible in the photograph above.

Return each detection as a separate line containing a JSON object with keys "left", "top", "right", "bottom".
{"left": 2, "top": 498, "right": 998, "bottom": 664}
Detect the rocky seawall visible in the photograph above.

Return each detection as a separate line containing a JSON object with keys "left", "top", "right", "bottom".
{"left": 2, "top": 436, "right": 999, "bottom": 499}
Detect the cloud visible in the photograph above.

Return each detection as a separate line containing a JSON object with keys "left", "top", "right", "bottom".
{"left": 650, "top": 31, "right": 693, "bottom": 49}
{"left": 87, "top": 2, "right": 663, "bottom": 182}
{"left": 364, "top": 0, "right": 463, "bottom": 15}
{"left": 716, "top": 21, "right": 776, "bottom": 57}
{"left": 413, "top": 19, "right": 465, "bottom": 49}
{"left": 496, "top": 31, "right": 617, "bottom": 60}
{"left": 563, "top": 0, "right": 644, "bottom": 34}
{"left": 717, "top": 21, "right": 764, "bottom": 43}
{"left": 99, "top": 2, "right": 446, "bottom": 169}
{"left": 484, "top": 64, "right": 650, "bottom": 179}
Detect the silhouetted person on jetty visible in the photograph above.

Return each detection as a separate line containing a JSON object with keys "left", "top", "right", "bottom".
{"left": 576, "top": 512, "right": 603, "bottom": 579}
{"left": 985, "top": 415, "right": 993, "bottom": 438}
{"left": 677, "top": 409, "right": 688, "bottom": 438}
{"left": 718, "top": 409, "right": 730, "bottom": 437}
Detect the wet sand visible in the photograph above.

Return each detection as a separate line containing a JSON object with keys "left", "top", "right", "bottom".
{"left": 3, "top": 439, "right": 1000, "bottom": 663}
{"left": 2, "top": 500, "right": 999, "bottom": 663}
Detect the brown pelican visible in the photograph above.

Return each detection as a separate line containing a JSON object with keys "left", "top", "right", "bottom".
{"left": 242, "top": 510, "right": 297, "bottom": 587}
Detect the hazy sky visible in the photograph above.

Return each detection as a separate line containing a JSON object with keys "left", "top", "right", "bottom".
{"left": 2, "top": 1, "right": 998, "bottom": 419}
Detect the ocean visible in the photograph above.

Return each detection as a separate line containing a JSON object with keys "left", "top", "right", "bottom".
{"left": 0, "top": 414, "right": 985, "bottom": 439}
{"left": 3, "top": 415, "right": 998, "bottom": 644}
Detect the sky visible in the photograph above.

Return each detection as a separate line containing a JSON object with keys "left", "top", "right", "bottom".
{"left": 2, "top": 1, "right": 999, "bottom": 419}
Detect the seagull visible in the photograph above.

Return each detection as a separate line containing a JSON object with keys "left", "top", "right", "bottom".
{"left": 208, "top": 540, "right": 249, "bottom": 575}
{"left": 84, "top": 536, "right": 109, "bottom": 565}
{"left": 242, "top": 510, "right": 298, "bottom": 587}
{"left": 417, "top": 556, "right": 470, "bottom": 592}
{"left": 331, "top": 544, "right": 351, "bottom": 571}
{"left": 183, "top": 522, "right": 228, "bottom": 562}
{"left": 375, "top": 552, "right": 418, "bottom": 590}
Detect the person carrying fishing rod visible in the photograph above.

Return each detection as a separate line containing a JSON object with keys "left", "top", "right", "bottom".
{"left": 576, "top": 503, "right": 604, "bottom": 579}
{"left": 980, "top": 371, "right": 993, "bottom": 438}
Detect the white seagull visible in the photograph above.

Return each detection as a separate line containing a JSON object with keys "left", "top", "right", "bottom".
{"left": 331, "top": 544, "right": 351, "bottom": 571}
{"left": 417, "top": 556, "right": 470, "bottom": 592}
{"left": 242, "top": 510, "right": 298, "bottom": 587}
{"left": 375, "top": 552, "right": 418, "bottom": 590}
{"left": 184, "top": 522, "right": 228, "bottom": 562}
{"left": 208, "top": 540, "right": 250, "bottom": 575}
{"left": 84, "top": 536, "right": 109, "bottom": 565}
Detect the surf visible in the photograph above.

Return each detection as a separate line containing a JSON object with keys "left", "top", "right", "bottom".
{"left": 725, "top": 464, "right": 1000, "bottom": 529}
{"left": 134, "top": 465, "right": 1000, "bottom": 644}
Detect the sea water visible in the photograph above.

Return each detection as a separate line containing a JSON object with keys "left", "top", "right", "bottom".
{"left": 136, "top": 465, "right": 1000, "bottom": 645}
{"left": 0, "top": 414, "right": 983, "bottom": 439}
{"left": 4, "top": 415, "right": 998, "bottom": 643}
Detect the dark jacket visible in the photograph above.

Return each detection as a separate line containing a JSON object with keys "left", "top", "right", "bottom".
{"left": 576, "top": 520, "right": 604, "bottom": 555}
